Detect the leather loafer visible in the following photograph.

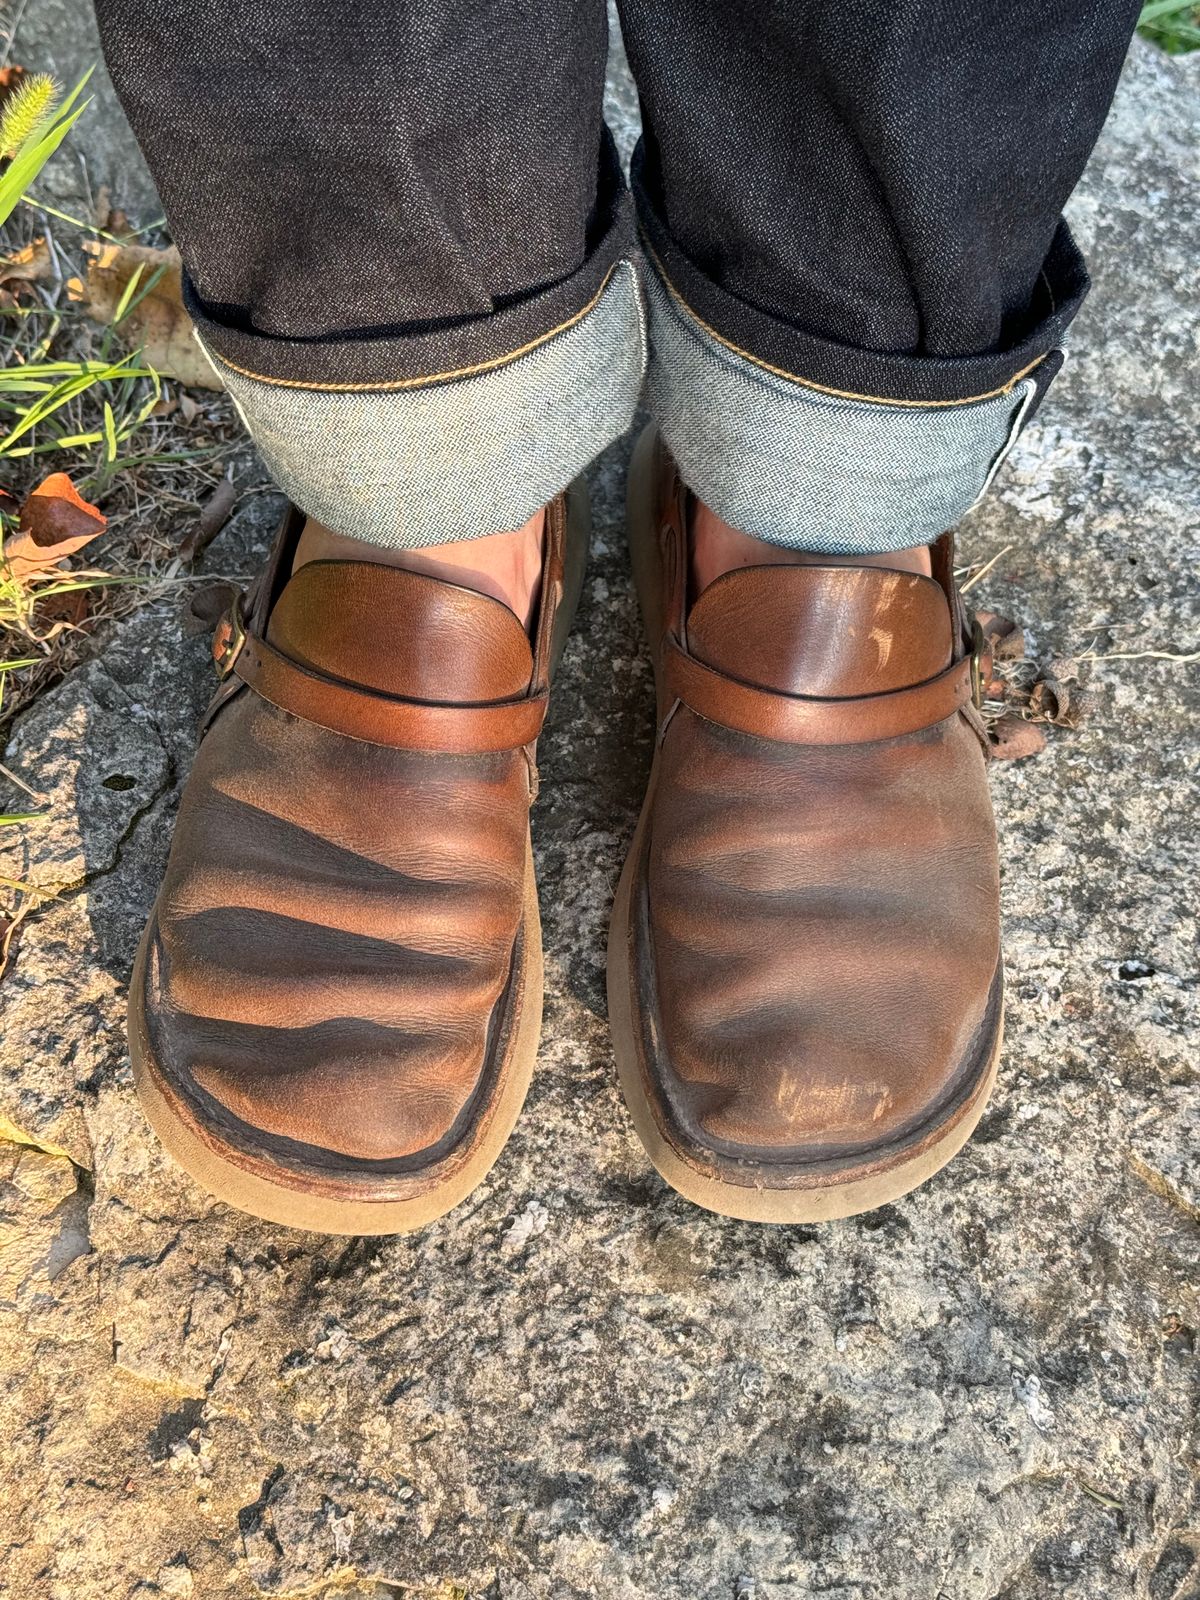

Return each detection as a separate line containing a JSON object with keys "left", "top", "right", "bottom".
{"left": 130, "top": 484, "right": 588, "bottom": 1233}
{"left": 608, "top": 427, "right": 1002, "bottom": 1222}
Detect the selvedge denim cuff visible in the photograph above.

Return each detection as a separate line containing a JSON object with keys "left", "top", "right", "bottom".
{"left": 189, "top": 199, "right": 646, "bottom": 548}
{"left": 637, "top": 176, "right": 1086, "bottom": 554}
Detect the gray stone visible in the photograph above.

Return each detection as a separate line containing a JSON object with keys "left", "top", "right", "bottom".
{"left": 1, "top": 25, "right": 1198, "bottom": 1600}
{"left": 9, "top": 0, "right": 161, "bottom": 226}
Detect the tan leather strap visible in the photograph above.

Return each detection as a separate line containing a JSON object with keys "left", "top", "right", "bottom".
{"left": 231, "top": 631, "right": 548, "bottom": 752}
{"left": 663, "top": 637, "right": 981, "bottom": 745}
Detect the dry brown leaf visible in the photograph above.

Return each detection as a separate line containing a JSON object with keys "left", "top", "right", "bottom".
{"left": 1028, "top": 676, "right": 1078, "bottom": 727}
{"left": 93, "top": 186, "right": 135, "bottom": 240}
{"left": 4, "top": 473, "right": 108, "bottom": 580}
{"left": 975, "top": 609, "right": 1027, "bottom": 662}
{"left": 78, "top": 242, "right": 224, "bottom": 391}
{"left": 988, "top": 714, "right": 1048, "bottom": 762}
{"left": 0, "top": 237, "right": 53, "bottom": 290}
{"left": 179, "top": 476, "right": 238, "bottom": 562}
{"left": 33, "top": 585, "right": 91, "bottom": 630}
{"left": 0, "top": 65, "right": 27, "bottom": 116}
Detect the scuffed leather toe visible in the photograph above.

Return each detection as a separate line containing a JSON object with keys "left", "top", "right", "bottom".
{"left": 145, "top": 698, "right": 528, "bottom": 1164}
{"left": 611, "top": 429, "right": 1003, "bottom": 1216}
{"left": 129, "top": 488, "right": 586, "bottom": 1228}
{"left": 642, "top": 710, "right": 1000, "bottom": 1168}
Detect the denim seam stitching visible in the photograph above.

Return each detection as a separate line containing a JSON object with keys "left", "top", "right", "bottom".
{"left": 643, "top": 236, "right": 1050, "bottom": 410}
{"left": 199, "top": 261, "right": 631, "bottom": 393}
{"left": 654, "top": 275, "right": 1010, "bottom": 431}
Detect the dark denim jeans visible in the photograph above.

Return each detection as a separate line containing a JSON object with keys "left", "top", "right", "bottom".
{"left": 94, "top": 0, "right": 1141, "bottom": 550}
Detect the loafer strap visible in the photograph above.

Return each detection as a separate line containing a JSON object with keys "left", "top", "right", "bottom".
{"left": 218, "top": 618, "right": 548, "bottom": 752}
{"left": 662, "top": 633, "right": 987, "bottom": 746}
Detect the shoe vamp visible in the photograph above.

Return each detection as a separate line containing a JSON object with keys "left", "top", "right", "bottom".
{"left": 645, "top": 708, "right": 1001, "bottom": 1158}
{"left": 147, "top": 694, "right": 530, "bottom": 1161}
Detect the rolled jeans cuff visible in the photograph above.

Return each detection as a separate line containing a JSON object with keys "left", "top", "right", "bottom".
{"left": 188, "top": 203, "right": 646, "bottom": 547}
{"left": 637, "top": 179, "right": 1088, "bottom": 554}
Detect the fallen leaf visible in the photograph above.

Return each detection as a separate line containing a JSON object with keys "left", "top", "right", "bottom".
{"left": 179, "top": 476, "right": 238, "bottom": 562}
{"left": 78, "top": 242, "right": 224, "bottom": 391}
{"left": 975, "top": 609, "right": 1027, "bottom": 662}
{"left": 33, "top": 585, "right": 91, "bottom": 629}
{"left": 93, "top": 186, "right": 135, "bottom": 240}
{"left": 150, "top": 389, "right": 201, "bottom": 423}
{"left": 4, "top": 473, "right": 108, "bottom": 580}
{"left": 0, "top": 66, "right": 27, "bottom": 117}
{"left": 988, "top": 714, "right": 1048, "bottom": 762}
{"left": 17, "top": 473, "right": 106, "bottom": 545}
{"left": 1028, "top": 676, "right": 1077, "bottom": 727}
{"left": 0, "top": 236, "right": 53, "bottom": 290}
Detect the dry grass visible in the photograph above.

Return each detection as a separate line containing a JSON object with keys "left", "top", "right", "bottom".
{"left": 0, "top": 191, "right": 258, "bottom": 732}
{"left": 0, "top": 100, "right": 264, "bottom": 959}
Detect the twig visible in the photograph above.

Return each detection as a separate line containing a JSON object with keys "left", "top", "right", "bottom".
{"left": 960, "top": 544, "right": 1013, "bottom": 594}
{"left": 1076, "top": 647, "right": 1199, "bottom": 664}
{"left": 0, "top": 759, "right": 41, "bottom": 801}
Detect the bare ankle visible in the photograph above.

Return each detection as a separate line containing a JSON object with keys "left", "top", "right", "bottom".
{"left": 690, "top": 500, "right": 932, "bottom": 595}
{"left": 293, "top": 509, "right": 548, "bottom": 631}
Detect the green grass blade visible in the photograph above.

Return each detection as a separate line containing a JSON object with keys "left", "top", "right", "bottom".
{"left": 0, "top": 354, "right": 144, "bottom": 453}
{"left": 0, "top": 102, "right": 90, "bottom": 229}
{"left": 113, "top": 263, "right": 168, "bottom": 326}
{"left": 51, "top": 66, "right": 95, "bottom": 120}
{"left": 102, "top": 401, "right": 118, "bottom": 462}
{"left": 110, "top": 262, "right": 146, "bottom": 324}
{"left": 1138, "top": 0, "right": 1194, "bottom": 18}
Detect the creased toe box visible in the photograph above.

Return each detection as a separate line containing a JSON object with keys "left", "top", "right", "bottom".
{"left": 640, "top": 712, "right": 1002, "bottom": 1174}
{"left": 138, "top": 696, "right": 530, "bottom": 1170}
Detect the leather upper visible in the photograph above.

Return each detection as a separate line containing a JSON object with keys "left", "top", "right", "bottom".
{"left": 140, "top": 499, "right": 570, "bottom": 1168}
{"left": 632, "top": 439, "right": 1002, "bottom": 1170}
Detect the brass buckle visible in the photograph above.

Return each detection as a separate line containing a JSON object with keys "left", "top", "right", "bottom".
{"left": 969, "top": 616, "right": 987, "bottom": 710}
{"left": 212, "top": 597, "right": 247, "bottom": 679}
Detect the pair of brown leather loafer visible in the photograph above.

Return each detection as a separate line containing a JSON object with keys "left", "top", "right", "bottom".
{"left": 130, "top": 428, "right": 1002, "bottom": 1232}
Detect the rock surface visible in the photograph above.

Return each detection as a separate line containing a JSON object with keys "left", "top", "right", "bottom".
{"left": 1, "top": 22, "right": 1198, "bottom": 1600}
{"left": 8, "top": 0, "right": 162, "bottom": 225}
